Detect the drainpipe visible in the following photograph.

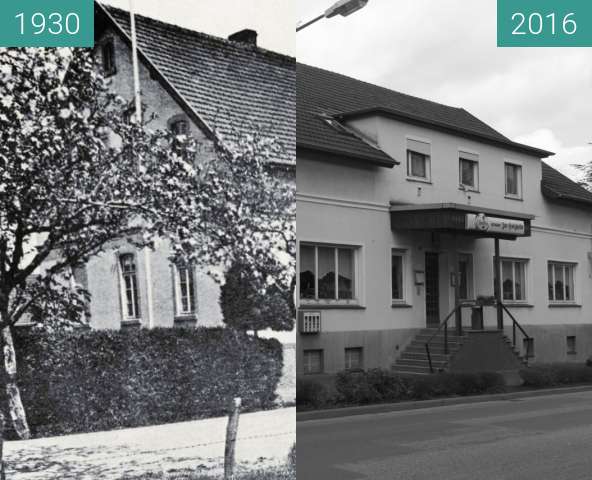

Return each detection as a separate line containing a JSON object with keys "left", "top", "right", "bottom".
{"left": 494, "top": 237, "right": 503, "bottom": 330}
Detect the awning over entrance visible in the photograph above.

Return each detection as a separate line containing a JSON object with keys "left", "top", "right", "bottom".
{"left": 390, "top": 203, "right": 534, "bottom": 240}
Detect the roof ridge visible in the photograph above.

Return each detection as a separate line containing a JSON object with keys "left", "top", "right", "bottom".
{"left": 100, "top": 3, "right": 295, "bottom": 65}
{"left": 298, "top": 62, "right": 466, "bottom": 113}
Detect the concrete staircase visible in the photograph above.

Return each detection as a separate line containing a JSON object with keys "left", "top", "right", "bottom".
{"left": 392, "top": 328, "right": 529, "bottom": 376}
{"left": 392, "top": 328, "right": 465, "bottom": 375}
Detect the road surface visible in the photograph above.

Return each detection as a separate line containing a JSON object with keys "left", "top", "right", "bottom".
{"left": 298, "top": 390, "right": 592, "bottom": 479}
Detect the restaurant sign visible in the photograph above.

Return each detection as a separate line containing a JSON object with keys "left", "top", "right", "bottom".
{"left": 466, "top": 213, "right": 526, "bottom": 235}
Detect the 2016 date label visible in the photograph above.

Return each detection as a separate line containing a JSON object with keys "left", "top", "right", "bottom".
{"left": 498, "top": 0, "right": 592, "bottom": 47}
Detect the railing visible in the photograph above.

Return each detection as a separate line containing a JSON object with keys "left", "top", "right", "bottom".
{"left": 424, "top": 304, "right": 464, "bottom": 373}
{"left": 425, "top": 300, "right": 532, "bottom": 373}
{"left": 500, "top": 302, "right": 532, "bottom": 366}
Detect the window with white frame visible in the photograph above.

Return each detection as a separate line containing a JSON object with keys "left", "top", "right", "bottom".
{"left": 303, "top": 349, "right": 323, "bottom": 374}
{"left": 120, "top": 254, "right": 140, "bottom": 320}
{"left": 458, "top": 254, "right": 473, "bottom": 300}
{"left": 345, "top": 347, "right": 363, "bottom": 371}
{"left": 391, "top": 249, "right": 406, "bottom": 302}
{"left": 406, "top": 138, "right": 431, "bottom": 181}
{"left": 175, "top": 264, "right": 197, "bottom": 315}
{"left": 299, "top": 244, "right": 357, "bottom": 301}
{"left": 459, "top": 154, "right": 479, "bottom": 191}
{"left": 505, "top": 162, "right": 522, "bottom": 198}
{"left": 495, "top": 258, "right": 528, "bottom": 302}
{"left": 548, "top": 262, "right": 576, "bottom": 303}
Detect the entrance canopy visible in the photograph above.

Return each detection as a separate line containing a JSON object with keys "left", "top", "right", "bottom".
{"left": 390, "top": 203, "right": 534, "bottom": 240}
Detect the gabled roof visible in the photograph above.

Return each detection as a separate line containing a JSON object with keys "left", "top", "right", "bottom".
{"left": 97, "top": 3, "right": 295, "bottom": 165}
{"left": 298, "top": 64, "right": 553, "bottom": 164}
{"left": 541, "top": 162, "right": 592, "bottom": 208}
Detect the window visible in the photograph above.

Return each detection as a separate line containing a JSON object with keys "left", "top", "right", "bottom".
{"left": 120, "top": 254, "right": 140, "bottom": 319}
{"left": 345, "top": 348, "right": 363, "bottom": 371}
{"left": 505, "top": 163, "right": 522, "bottom": 198}
{"left": 391, "top": 249, "right": 405, "bottom": 302}
{"left": 407, "top": 151, "right": 430, "bottom": 180}
{"left": 458, "top": 254, "right": 473, "bottom": 300}
{"left": 171, "top": 119, "right": 189, "bottom": 136}
{"left": 299, "top": 244, "right": 356, "bottom": 302}
{"left": 406, "top": 138, "right": 431, "bottom": 181}
{"left": 101, "top": 39, "right": 116, "bottom": 77}
{"left": 175, "top": 264, "right": 196, "bottom": 315}
{"left": 567, "top": 336, "right": 576, "bottom": 355}
{"left": 303, "top": 350, "right": 323, "bottom": 374}
{"left": 548, "top": 262, "right": 576, "bottom": 303}
{"left": 459, "top": 158, "right": 479, "bottom": 190}
{"left": 495, "top": 258, "right": 527, "bottom": 302}
{"left": 523, "top": 338, "right": 534, "bottom": 358}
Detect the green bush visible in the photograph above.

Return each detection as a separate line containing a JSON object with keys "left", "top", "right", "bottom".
{"left": 11, "top": 327, "right": 282, "bottom": 438}
{"left": 520, "top": 363, "right": 592, "bottom": 388}
{"left": 332, "top": 369, "right": 506, "bottom": 406}
{"left": 296, "top": 378, "right": 329, "bottom": 409}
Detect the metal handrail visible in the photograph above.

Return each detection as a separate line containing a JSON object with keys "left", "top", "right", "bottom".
{"left": 500, "top": 302, "right": 531, "bottom": 365}
{"left": 425, "top": 304, "right": 464, "bottom": 373}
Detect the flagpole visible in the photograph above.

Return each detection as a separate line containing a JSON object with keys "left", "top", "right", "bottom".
{"left": 129, "top": 0, "right": 142, "bottom": 125}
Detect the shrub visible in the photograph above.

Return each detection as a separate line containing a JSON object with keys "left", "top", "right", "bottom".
{"left": 520, "top": 363, "right": 592, "bottom": 388}
{"left": 11, "top": 327, "right": 282, "bottom": 438}
{"left": 332, "top": 369, "right": 506, "bottom": 406}
{"left": 296, "top": 378, "right": 329, "bottom": 409}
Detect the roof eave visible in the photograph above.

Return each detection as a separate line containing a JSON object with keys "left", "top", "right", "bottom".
{"left": 297, "top": 143, "right": 397, "bottom": 168}
{"left": 336, "top": 107, "right": 555, "bottom": 159}
{"left": 541, "top": 184, "right": 592, "bottom": 208}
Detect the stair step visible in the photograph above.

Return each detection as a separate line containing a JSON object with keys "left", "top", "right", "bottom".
{"left": 400, "top": 352, "right": 448, "bottom": 361}
{"left": 391, "top": 364, "right": 434, "bottom": 374}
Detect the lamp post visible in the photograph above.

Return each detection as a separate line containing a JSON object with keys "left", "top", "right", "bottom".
{"left": 297, "top": 0, "right": 369, "bottom": 32}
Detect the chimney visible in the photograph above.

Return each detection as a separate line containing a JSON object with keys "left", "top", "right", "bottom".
{"left": 228, "top": 29, "right": 258, "bottom": 46}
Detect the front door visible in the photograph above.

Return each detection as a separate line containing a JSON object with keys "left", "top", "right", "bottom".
{"left": 425, "top": 252, "right": 440, "bottom": 327}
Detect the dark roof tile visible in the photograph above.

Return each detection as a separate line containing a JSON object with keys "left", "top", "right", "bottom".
{"left": 541, "top": 162, "right": 592, "bottom": 208}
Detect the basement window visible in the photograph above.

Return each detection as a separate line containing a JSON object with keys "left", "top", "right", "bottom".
{"left": 345, "top": 347, "right": 363, "bottom": 371}
{"left": 523, "top": 338, "right": 534, "bottom": 358}
{"left": 567, "top": 336, "right": 576, "bottom": 355}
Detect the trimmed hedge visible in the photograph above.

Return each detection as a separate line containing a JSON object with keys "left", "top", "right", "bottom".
{"left": 519, "top": 363, "right": 592, "bottom": 388}
{"left": 11, "top": 327, "right": 282, "bottom": 438}
{"left": 297, "top": 369, "right": 506, "bottom": 409}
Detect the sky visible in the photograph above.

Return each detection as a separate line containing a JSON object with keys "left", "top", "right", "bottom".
{"left": 298, "top": 0, "right": 592, "bottom": 181}
{"left": 100, "top": 0, "right": 295, "bottom": 56}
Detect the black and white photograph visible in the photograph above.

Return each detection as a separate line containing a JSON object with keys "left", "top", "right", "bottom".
{"left": 296, "top": 1, "right": 592, "bottom": 479}
{"left": 0, "top": 1, "right": 295, "bottom": 479}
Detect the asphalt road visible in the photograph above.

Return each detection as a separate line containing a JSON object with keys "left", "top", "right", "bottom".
{"left": 297, "top": 390, "right": 592, "bottom": 479}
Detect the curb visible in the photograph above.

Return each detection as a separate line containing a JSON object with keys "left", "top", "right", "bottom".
{"left": 296, "top": 384, "right": 592, "bottom": 422}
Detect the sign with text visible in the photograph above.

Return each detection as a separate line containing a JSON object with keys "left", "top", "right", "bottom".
{"left": 466, "top": 213, "right": 526, "bottom": 236}
{"left": 498, "top": 0, "right": 592, "bottom": 47}
{"left": 0, "top": 0, "right": 94, "bottom": 47}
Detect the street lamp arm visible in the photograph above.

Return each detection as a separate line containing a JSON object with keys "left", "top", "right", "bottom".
{"left": 296, "top": 14, "right": 325, "bottom": 32}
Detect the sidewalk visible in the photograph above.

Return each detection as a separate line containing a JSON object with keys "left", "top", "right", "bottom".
{"left": 4, "top": 407, "right": 296, "bottom": 480}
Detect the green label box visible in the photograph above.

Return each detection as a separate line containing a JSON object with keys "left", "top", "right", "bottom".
{"left": 0, "top": 0, "right": 94, "bottom": 47}
{"left": 498, "top": 0, "right": 592, "bottom": 47}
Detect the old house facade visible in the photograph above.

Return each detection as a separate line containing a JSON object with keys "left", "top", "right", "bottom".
{"left": 24, "top": 3, "right": 295, "bottom": 331}
{"left": 297, "top": 64, "right": 592, "bottom": 375}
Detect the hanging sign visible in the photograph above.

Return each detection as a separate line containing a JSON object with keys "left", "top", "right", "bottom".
{"left": 466, "top": 213, "right": 525, "bottom": 235}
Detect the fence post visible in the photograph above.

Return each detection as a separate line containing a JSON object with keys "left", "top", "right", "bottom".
{"left": 224, "top": 397, "right": 242, "bottom": 480}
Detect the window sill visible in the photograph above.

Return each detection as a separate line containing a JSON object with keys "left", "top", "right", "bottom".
{"left": 406, "top": 177, "right": 432, "bottom": 185}
{"left": 503, "top": 303, "right": 534, "bottom": 308}
{"left": 174, "top": 314, "right": 198, "bottom": 326}
{"left": 548, "top": 303, "right": 582, "bottom": 308}
{"left": 567, "top": 351, "right": 577, "bottom": 355}
{"left": 459, "top": 187, "right": 479, "bottom": 193}
{"left": 121, "top": 319, "right": 142, "bottom": 327}
{"left": 299, "top": 304, "right": 365, "bottom": 310}
{"left": 391, "top": 302, "right": 413, "bottom": 309}
{"left": 504, "top": 195, "right": 523, "bottom": 201}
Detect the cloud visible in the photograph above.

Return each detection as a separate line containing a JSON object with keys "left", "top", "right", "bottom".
{"left": 514, "top": 129, "right": 590, "bottom": 180}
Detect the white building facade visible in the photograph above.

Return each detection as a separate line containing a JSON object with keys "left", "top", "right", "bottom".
{"left": 297, "top": 64, "right": 592, "bottom": 375}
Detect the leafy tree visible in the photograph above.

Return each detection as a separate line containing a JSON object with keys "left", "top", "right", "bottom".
{"left": 576, "top": 160, "right": 592, "bottom": 191}
{"left": 0, "top": 47, "right": 294, "bottom": 440}
{"left": 220, "top": 257, "right": 295, "bottom": 334}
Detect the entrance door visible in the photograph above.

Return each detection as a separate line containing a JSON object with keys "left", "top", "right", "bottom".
{"left": 425, "top": 252, "right": 440, "bottom": 327}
